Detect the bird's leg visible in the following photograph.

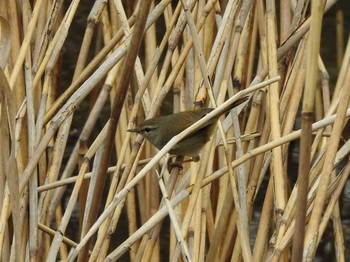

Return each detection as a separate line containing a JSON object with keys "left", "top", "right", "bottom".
{"left": 168, "top": 156, "right": 184, "bottom": 171}
{"left": 167, "top": 155, "right": 200, "bottom": 171}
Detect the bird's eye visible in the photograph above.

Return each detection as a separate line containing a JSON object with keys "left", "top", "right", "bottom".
{"left": 144, "top": 127, "right": 152, "bottom": 133}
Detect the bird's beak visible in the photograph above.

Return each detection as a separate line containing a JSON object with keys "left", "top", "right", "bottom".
{"left": 127, "top": 128, "right": 140, "bottom": 133}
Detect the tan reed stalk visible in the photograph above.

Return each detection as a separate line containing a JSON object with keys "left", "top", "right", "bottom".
{"left": 245, "top": 6, "right": 258, "bottom": 86}
{"left": 304, "top": 68, "right": 350, "bottom": 259}
{"left": 8, "top": 0, "right": 32, "bottom": 106}
{"left": 280, "top": 43, "right": 306, "bottom": 180}
{"left": 20, "top": 2, "right": 39, "bottom": 260}
{"left": 246, "top": 94, "right": 269, "bottom": 214}
{"left": 0, "top": 160, "right": 7, "bottom": 259}
{"left": 191, "top": 189, "right": 202, "bottom": 261}
{"left": 205, "top": 186, "right": 234, "bottom": 261}
{"left": 266, "top": 0, "right": 287, "bottom": 235}
{"left": 253, "top": 178, "right": 274, "bottom": 260}
{"left": 37, "top": 165, "right": 122, "bottom": 192}
{"left": 281, "top": 41, "right": 307, "bottom": 136}
{"left": 292, "top": 1, "right": 326, "bottom": 260}
{"left": 223, "top": 212, "right": 239, "bottom": 261}
{"left": 333, "top": 38, "right": 350, "bottom": 99}
{"left": 32, "top": 0, "right": 50, "bottom": 71}
{"left": 310, "top": 36, "right": 350, "bottom": 162}
{"left": 143, "top": 6, "right": 160, "bottom": 255}
{"left": 336, "top": 10, "right": 344, "bottom": 71}
{"left": 205, "top": 194, "right": 215, "bottom": 240}
{"left": 321, "top": 166, "right": 350, "bottom": 261}
{"left": 211, "top": 0, "right": 237, "bottom": 221}
{"left": 234, "top": 7, "right": 253, "bottom": 88}
{"left": 39, "top": 115, "right": 73, "bottom": 244}
{"left": 230, "top": 8, "right": 255, "bottom": 260}
{"left": 318, "top": 58, "right": 331, "bottom": 121}
{"left": 279, "top": 0, "right": 292, "bottom": 43}
{"left": 0, "top": 193, "right": 11, "bottom": 260}
{"left": 198, "top": 185, "right": 210, "bottom": 262}
{"left": 12, "top": 4, "right": 29, "bottom": 223}
{"left": 328, "top": 173, "right": 346, "bottom": 262}
{"left": 272, "top": 157, "right": 322, "bottom": 256}
{"left": 127, "top": 186, "right": 140, "bottom": 261}
{"left": 0, "top": 18, "right": 11, "bottom": 69}
{"left": 55, "top": 208, "right": 71, "bottom": 261}
{"left": 38, "top": 223, "right": 79, "bottom": 249}
{"left": 229, "top": 92, "right": 254, "bottom": 261}
{"left": 0, "top": 68, "right": 21, "bottom": 260}
{"left": 256, "top": 0, "right": 267, "bottom": 67}
{"left": 77, "top": 140, "right": 89, "bottom": 230}
{"left": 145, "top": 2, "right": 158, "bottom": 94}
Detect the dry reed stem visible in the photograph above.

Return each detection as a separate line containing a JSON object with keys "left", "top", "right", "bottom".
{"left": 266, "top": 0, "right": 287, "bottom": 239}
{"left": 1, "top": 1, "right": 349, "bottom": 261}
{"left": 336, "top": 10, "right": 344, "bottom": 70}
{"left": 292, "top": 0, "right": 326, "bottom": 261}
{"left": 304, "top": 71, "right": 350, "bottom": 260}
{"left": 9, "top": 0, "right": 44, "bottom": 88}
{"left": 0, "top": 68, "right": 20, "bottom": 259}
{"left": 0, "top": 17, "right": 11, "bottom": 68}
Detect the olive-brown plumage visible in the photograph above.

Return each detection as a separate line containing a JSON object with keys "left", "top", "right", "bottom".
{"left": 128, "top": 97, "right": 248, "bottom": 158}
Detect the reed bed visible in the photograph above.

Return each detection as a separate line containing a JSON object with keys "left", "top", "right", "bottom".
{"left": 1, "top": 0, "right": 349, "bottom": 261}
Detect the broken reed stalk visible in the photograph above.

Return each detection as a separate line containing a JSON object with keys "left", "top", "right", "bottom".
{"left": 1, "top": 0, "right": 349, "bottom": 261}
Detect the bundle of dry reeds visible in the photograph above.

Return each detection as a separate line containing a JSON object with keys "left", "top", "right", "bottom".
{"left": 1, "top": 0, "right": 349, "bottom": 261}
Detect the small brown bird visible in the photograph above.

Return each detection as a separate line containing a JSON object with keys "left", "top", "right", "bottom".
{"left": 128, "top": 97, "right": 248, "bottom": 159}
